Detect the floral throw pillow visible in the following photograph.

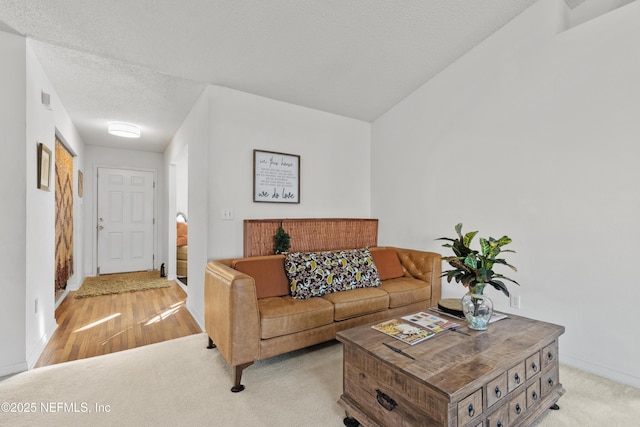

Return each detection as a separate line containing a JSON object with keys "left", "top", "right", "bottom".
{"left": 285, "top": 248, "right": 381, "bottom": 299}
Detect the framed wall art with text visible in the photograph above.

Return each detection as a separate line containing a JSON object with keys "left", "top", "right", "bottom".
{"left": 253, "top": 149, "right": 300, "bottom": 203}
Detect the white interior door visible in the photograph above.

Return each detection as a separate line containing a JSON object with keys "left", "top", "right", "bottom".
{"left": 97, "top": 167, "right": 155, "bottom": 275}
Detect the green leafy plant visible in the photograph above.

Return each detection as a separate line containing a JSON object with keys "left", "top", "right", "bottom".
{"left": 437, "top": 223, "right": 519, "bottom": 296}
{"left": 274, "top": 221, "right": 291, "bottom": 254}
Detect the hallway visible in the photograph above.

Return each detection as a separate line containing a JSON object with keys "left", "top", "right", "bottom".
{"left": 36, "top": 282, "right": 201, "bottom": 367}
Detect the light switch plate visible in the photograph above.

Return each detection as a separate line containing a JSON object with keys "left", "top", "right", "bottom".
{"left": 222, "top": 209, "right": 234, "bottom": 220}
{"left": 510, "top": 295, "right": 521, "bottom": 309}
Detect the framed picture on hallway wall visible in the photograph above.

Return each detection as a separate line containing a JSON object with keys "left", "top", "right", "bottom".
{"left": 37, "top": 142, "right": 52, "bottom": 191}
{"left": 253, "top": 149, "right": 300, "bottom": 203}
{"left": 78, "top": 170, "right": 84, "bottom": 197}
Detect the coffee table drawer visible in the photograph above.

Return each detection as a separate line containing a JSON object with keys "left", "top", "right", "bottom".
{"left": 507, "top": 362, "right": 525, "bottom": 392}
{"left": 509, "top": 391, "right": 526, "bottom": 424}
{"left": 527, "top": 379, "right": 541, "bottom": 408}
{"left": 487, "top": 373, "right": 507, "bottom": 408}
{"left": 486, "top": 405, "right": 509, "bottom": 427}
{"left": 457, "top": 388, "right": 483, "bottom": 426}
{"left": 542, "top": 341, "right": 558, "bottom": 369}
{"left": 342, "top": 346, "right": 448, "bottom": 426}
{"left": 526, "top": 352, "right": 541, "bottom": 379}
{"left": 541, "top": 364, "right": 560, "bottom": 397}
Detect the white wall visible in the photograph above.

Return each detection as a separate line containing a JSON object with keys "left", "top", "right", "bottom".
{"left": 167, "top": 85, "right": 371, "bottom": 327}
{"left": 371, "top": 0, "right": 640, "bottom": 388}
{"left": 25, "top": 40, "right": 86, "bottom": 367}
{"left": 567, "top": 0, "right": 637, "bottom": 27}
{"left": 175, "top": 147, "right": 188, "bottom": 216}
{"left": 165, "top": 89, "right": 209, "bottom": 326}
{"left": 84, "top": 146, "right": 165, "bottom": 279}
{"left": 0, "top": 32, "right": 28, "bottom": 376}
{"left": 0, "top": 33, "right": 87, "bottom": 375}
{"left": 207, "top": 86, "right": 371, "bottom": 259}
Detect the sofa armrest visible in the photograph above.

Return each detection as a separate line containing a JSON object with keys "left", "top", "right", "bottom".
{"left": 204, "top": 260, "right": 261, "bottom": 366}
{"left": 391, "top": 247, "right": 442, "bottom": 305}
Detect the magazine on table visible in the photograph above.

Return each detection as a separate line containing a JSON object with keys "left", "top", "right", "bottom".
{"left": 371, "top": 319, "right": 435, "bottom": 345}
{"left": 428, "top": 306, "right": 509, "bottom": 323}
{"left": 401, "top": 311, "right": 459, "bottom": 332}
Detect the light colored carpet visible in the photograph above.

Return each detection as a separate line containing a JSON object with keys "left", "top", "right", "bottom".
{"left": 0, "top": 333, "right": 638, "bottom": 426}
{"left": 75, "top": 270, "right": 172, "bottom": 298}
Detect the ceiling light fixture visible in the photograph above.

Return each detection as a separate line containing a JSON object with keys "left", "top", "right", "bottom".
{"left": 107, "top": 122, "right": 141, "bottom": 138}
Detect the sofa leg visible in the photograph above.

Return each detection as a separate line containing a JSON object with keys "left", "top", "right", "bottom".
{"left": 231, "top": 362, "right": 254, "bottom": 393}
{"left": 207, "top": 337, "right": 217, "bottom": 349}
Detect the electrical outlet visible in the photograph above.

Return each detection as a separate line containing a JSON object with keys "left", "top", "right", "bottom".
{"left": 510, "top": 295, "right": 521, "bottom": 309}
{"left": 221, "top": 208, "right": 234, "bottom": 220}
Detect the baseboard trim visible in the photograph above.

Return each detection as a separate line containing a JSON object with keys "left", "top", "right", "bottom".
{"left": 55, "top": 289, "right": 70, "bottom": 308}
{"left": 562, "top": 354, "right": 640, "bottom": 389}
{"left": 26, "top": 321, "right": 58, "bottom": 370}
{"left": 186, "top": 299, "right": 204, "bottom": 331}
{"left": 0, "top": 361, "right": 28, "bottom": 378}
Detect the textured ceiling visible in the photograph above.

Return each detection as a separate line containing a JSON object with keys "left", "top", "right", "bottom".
{"left": 0, "top": 0, "right": 541, "bottom": 152}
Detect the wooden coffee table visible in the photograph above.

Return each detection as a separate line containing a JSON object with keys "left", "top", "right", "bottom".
{"left": 337, "top": 312, "right": 565, "bottom": 427}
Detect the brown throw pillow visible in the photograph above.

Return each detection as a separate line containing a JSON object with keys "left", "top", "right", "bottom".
{"left": 232, "top": 255, "right": 289, "bottom": 299}
{"left": 370, "top": 247, "right": 404, "bottom": 280}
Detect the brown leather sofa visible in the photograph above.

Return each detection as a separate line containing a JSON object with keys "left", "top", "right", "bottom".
{"left": 176, "top": 221, "right": 188, "bottom": 277}
{"left": 204, "top": 246, "right": 442, "bottom": 392}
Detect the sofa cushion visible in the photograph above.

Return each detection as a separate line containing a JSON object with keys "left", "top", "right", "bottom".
{"left": 321, "top": 287, "right": 389, "bottom": 321}
{"left": 232, "top": 255, "right": 289, "bottom": 299}
{"left": 176, "top": 245, "right": 188, "bottom": 261}
{"left": 258, "top": 296, "right": 335, "bottom": 339}
{"left": 285, "top": 248, "right": 381, "bottom": 299}
{"left": 370, "top": 247, "right": 405, "bottom": 280}
{"left": 177, "top": 222, "right": 188, "bottom": 247}
{"left": 379, "top": 277, "right": 431, "bottom": 308}
{"left": 394, "top": 247, "right": 440, "bottom": 282}
{"left": 177, "top": 260, "right": 187, "bottom": 277}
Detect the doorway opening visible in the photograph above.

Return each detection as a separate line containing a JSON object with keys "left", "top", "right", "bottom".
{"left": 175, "top": 146, "right": 188, "bottom": 286}
{"left": 96, "top": 167, "right": 156, "bottom": 275}
{"left": 54, "top": 137, "right": 74, "bottom": 304}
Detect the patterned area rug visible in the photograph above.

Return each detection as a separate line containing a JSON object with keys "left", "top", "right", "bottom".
{"left": 75, "top": 270, "right": 172, "bottom": 298}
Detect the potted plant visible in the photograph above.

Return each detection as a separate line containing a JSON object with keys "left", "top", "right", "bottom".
{"left": 437, "top": 223, "right": 519, "bottom": 330}
{"left": 274, "top": 221, "right": 291, "bottom": 254}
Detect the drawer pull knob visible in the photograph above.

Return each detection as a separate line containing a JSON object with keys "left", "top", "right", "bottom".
{"left": 494, "top": 386, "right": 502, "bottom": 398}
{"left": 531, "top": 362, "right": 538, "bottom": 372}
{"left": 532, "top": 391, "right": 538, "bottom": 401}
{"left": 468, "top": 403, "right": 475, "bottom": 417}
{"left": 514, "top": 372, "right": 521, "bottom": 384}
{"left": 547, "top": 351, "right": 554, "bottom": 361}
{"left": 497, "top": 421, "right": 503, "bottom": 427}
{"left": 375, "top": 389, "right": 397, "bottom": 412}
{"left": 548, "top": 377, "right": 554, "bottom": 387}
{"left": 516, "top": 403, "right": 522, "bottom": 415}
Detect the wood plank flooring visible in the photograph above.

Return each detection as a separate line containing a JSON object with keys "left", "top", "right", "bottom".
{"left": 35, "top": 281, "right": 201, "bottom": 368}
